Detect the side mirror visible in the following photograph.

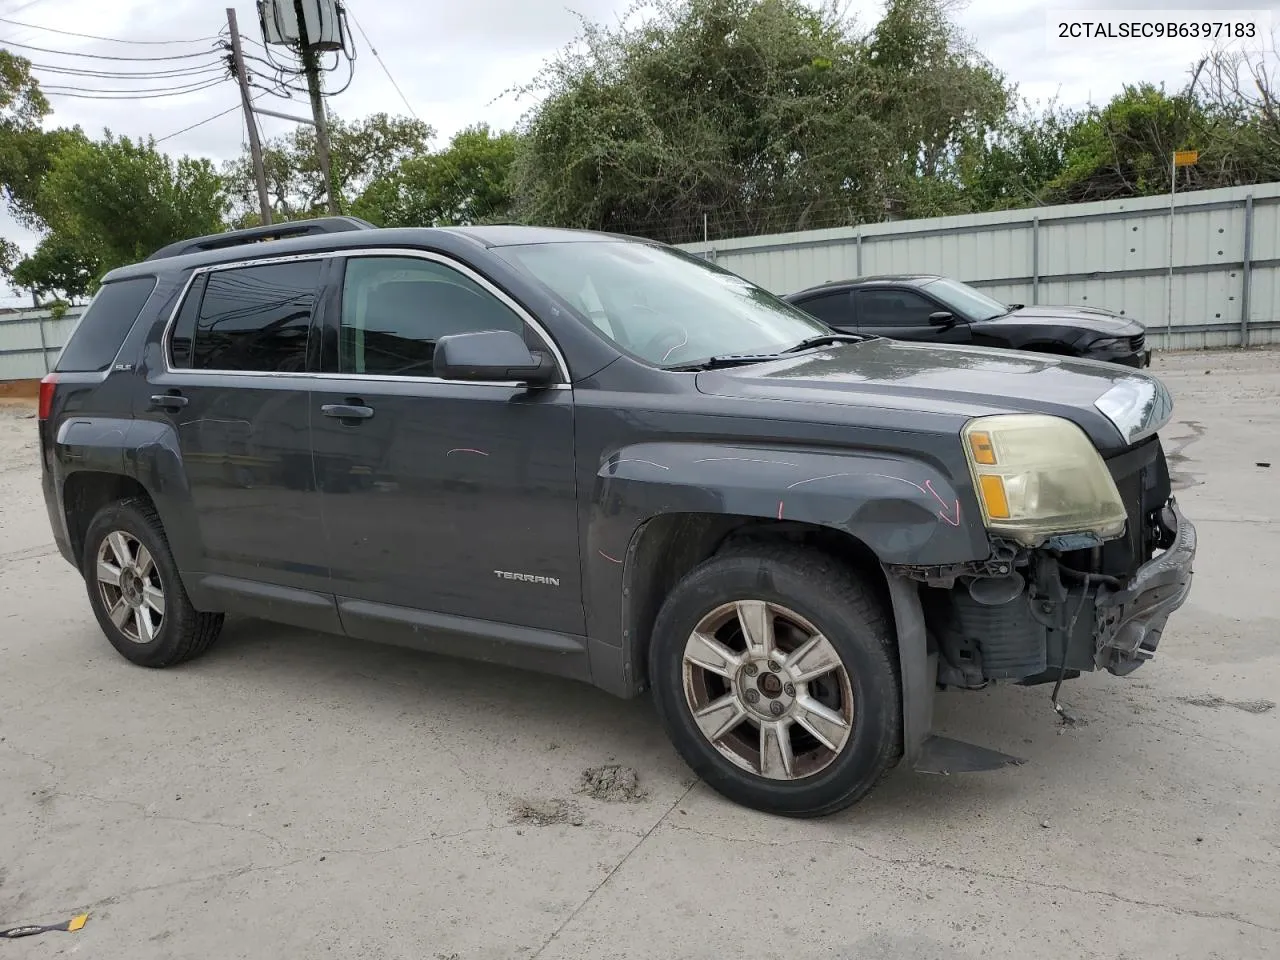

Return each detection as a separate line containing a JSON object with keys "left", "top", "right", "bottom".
{"left": 928, "top": 311, "right": 956, "bottom": 327}
{"left": 433, "top": 330, "right": 558, "bottom": 386}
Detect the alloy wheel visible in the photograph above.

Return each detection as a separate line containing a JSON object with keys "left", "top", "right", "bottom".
{"left": 95, "top": 531, "right": 166, "bottom": 644}
{"left": 681, "top": 600, "right": 855, "bottom": 780}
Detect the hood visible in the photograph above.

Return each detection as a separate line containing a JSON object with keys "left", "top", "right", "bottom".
{"left": 980, "top": 304, "right": 1144, "bottom": 338}
{"left": 695, "top": 337, "right": 1171, "bottom": 453}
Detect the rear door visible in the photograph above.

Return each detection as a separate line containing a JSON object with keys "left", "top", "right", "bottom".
{"left": 310, "top": 251, "right": 583, "bottom": 637}
{"left": 140, "top": 257, "right": 333, "bottom": 604}
{"left": 792, "top": 290, "right": 855, "bottom": 332}
{"left": 853, "top": 287, "right": 973, "bottom": 344}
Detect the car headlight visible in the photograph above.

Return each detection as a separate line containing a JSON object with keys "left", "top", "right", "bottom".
{"left": 1089, "top": 337, "right": 1121, "bottom": 351}
{"left": 962, "top": 414, "right": 1127, "bottom": 547}
{"left": 1094, "top": 378, "right": 1169, "bottom": 444}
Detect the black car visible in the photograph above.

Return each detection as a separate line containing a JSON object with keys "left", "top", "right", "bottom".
{"left": 39, "top": 219, "right": 1194, "bottom": 817}
{"left": 785, "top": 274, "right": 1151, "bottom": 367}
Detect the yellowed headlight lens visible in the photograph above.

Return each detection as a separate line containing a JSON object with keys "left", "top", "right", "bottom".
{"left": 962, "top": 414, "right": 1127, "bottom": 546}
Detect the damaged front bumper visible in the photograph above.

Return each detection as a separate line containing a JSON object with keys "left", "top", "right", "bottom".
{"left": 1094, "top": 499, "right": 1197, "bottom": 675}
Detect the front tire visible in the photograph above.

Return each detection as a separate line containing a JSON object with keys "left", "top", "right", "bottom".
{"left": 649, "top": 544, "right": 902, "bottom": 817}
{"left": 82, "top": 498, "right": 224, "bottom": 667}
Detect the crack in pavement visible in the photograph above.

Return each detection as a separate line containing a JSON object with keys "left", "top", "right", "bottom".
{"left": 663, "top": 822, "right": 1280, "bottom": 934}
{"left": 529, "top": 782, "right": 698, "bottom": 960}
{"left": 56, "top": 791, "right": 295, "bottom": 855}
{"left": 14, "top": 821, "right": 537, "bottom": 923}
{"left": 0, "top": 739, "right": 59, "bottom": 773}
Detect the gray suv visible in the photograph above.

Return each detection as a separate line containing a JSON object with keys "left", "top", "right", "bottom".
{"left": 38, "top": 218, "right": 1197, "bottom": 817}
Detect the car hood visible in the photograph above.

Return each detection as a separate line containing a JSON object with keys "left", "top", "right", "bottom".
{"left": 980, "top": 304, "right": 1144, "bottom": 337}
{"left": 695, "top": 337, "right": 1171, "bottom": 453}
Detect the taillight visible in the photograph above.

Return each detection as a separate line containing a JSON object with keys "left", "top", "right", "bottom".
{"left": 38, "top": 373, "right": 58, "bottom": 420}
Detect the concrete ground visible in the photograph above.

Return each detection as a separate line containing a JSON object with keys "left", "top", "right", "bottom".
{"left": 0, "top": 350, "right": 1277, "bottom": 960}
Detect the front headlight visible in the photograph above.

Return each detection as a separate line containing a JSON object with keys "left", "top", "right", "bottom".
{"left": 1089, "top": 337, "right": 1121, "bottom": 351}
{"left": 962, "top": 414, "right": 1127, "bottom": 547}
{"left": 1094, "top": 378, "right": 1169, "bottom": 444}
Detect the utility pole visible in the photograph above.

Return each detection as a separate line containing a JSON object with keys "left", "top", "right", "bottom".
{"left": 227, "top": 8, "right": 272, "bottom": 226}
{"left": 294, "top": 0, "right": 338, "bottom": 215}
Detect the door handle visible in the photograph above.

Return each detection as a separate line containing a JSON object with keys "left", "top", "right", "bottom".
{"left": 321, "top": 403, "right": 374, "bottom": 420}
{"left": 150, "top": 393, "right": 188, "bottom": 409}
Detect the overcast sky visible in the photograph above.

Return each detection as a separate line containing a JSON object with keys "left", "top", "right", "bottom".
{"left": 1, "top": 0, "right": 1275, "bottom": 301}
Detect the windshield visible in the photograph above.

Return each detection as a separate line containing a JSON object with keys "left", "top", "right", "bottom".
{"left": 494, "top": 240, "right": 829, "bottom": 367}
{"left": 922, "top": 277, "right": 1009, "bottom": 322}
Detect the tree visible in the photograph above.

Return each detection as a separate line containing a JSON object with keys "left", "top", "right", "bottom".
{"left": 510, "top": 0, "right": 1011, "bottom": 242}
{"left": 16, "top": 132, "right": 227, "bottom": 294}
{"left": 864, "top": 0, "right": 1010, "bottom": 216}
{"left": 959, "top": 99, "right": 1086, "bottom": 210}
{"left": 10, "top": 233, "right": 99, "bottom": 303}
{"left": 0, "top": 125, "right": 87, "bottom": 229}
{"left": 352, "top": 124, "right": 518, "bottom": 227}
{"left": 1191, "top": 33, "right": 1280, "bottom": 186}
{"left": 226, "top": 112, "right": 433, "bottom": 223}
{"left": 1045, "top": 84, "right": 1211, "bottom": 202}
{"left": 0, "top": 50, "right": 47, "bottom": 129}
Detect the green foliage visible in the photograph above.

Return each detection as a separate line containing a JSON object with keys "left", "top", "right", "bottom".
{"left": 36, "top": 133, "right": 226, "bottom": 273}
{"left": 226, "top": 112, "right": 433, "bottom": 223}
{"left": 1046, "top": 84, "right": 1201, "bottom": 202}
{"left": 960, "top": 100, "right": 1087, "bottom": 210}
{"left": 0, "top": 51, "right": 48, "bottom": 129}
{"left": 0, "top": 126, "right": 88, "bottom": 229}
{"left": 351, "top": 124, "right": 519, "bottom": 227}
{"left": 509, "top": 0, "right": 1011, "bottom": 241}
{"left": 10, "top": 233, "right": 99, "bottom": 303}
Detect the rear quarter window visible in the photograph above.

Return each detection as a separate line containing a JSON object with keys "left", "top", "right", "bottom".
{"left": 54, "top": 277, "right": 159, "bottom": 372}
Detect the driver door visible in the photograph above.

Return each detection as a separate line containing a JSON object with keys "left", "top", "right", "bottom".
{"left": 853, "top": 288, "right": 972, "bottom": 344}
{"left": 310, "top": 251, "right": 583, "bottom": 637}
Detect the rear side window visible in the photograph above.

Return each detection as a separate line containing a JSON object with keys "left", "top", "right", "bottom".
{"left": 54, "top": 277, "right": 158, "bottom": 372}
{"left": 793, "top": 291, "right": 852, "bottom": 326}
{"left": 169, "top": 260, "right": 321, "bottom": 372}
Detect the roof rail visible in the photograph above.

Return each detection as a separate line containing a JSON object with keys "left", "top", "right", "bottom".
{"left": 145, "top": 216, "right": 376, "bottom": 262}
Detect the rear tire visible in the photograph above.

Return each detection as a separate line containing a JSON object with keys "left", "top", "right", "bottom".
{"left": 648, "top": 544, "right": 901, "bottom": 817}
{"left": 82, "top": 498, "right": 224, "bottom": 667}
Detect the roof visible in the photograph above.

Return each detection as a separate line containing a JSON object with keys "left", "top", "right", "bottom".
{"left": 785, "top": 274, "right": 943, "bottom": 299}
{"left": 104, "top": 221, "right": 640, "bottom": 283}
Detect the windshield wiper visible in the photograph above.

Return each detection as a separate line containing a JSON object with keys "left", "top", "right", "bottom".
{"left": 780, "top": 333, "right": 866, "bottom": 354}
{"left": 666, "top": 353, "right": 787, "bottom": 371}
{"left": 669, "top": 334, "right": 867, "bottom": 371}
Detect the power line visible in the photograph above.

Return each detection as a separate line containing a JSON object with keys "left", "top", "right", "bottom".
{"left": 29, "top": 59, "right": 228, "bottom": 80}
{"left": 0, "top": 15, "right": 218, "bottom": 46}
{"left": 42, "top": 78, "right": 228, "bottom": 100}
{"left": 155, "top": 83, "right": 286, "bottom": 143}
{"left": 347, "top": 9, "right": 418, "bottom": 120}
{"left": 156, "top": 101, "right": 240, "bottom": 142}
{"left": 1, "top": 37, "right": 222, "bottom": 61}
{"left": 42, "top": 76, "right": 227, "bottom": 95}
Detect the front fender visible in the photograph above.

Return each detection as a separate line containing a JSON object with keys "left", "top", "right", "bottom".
{"left": 591, "top": 440, "right": 985, "bottom": 560}
{"left": 582, "top": 440, "right": 989, "bottom": 661}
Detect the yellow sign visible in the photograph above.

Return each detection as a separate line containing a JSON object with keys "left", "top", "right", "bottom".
{"left": 1173, "top": 150, "right": 1199, "bottom": 167}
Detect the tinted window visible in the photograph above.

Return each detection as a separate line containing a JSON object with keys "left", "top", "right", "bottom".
{"left": 188, "top": 261, "right": 320, "bottom": 372}
{"left": 167, "top": 274, "right": 206, "bottom": 369}
{"left": 339, "top": 256, "right": 523, "bottom": 377}
{"left": 54, "top": 277, "right": 158, "bottom": 372}
{"left": 854, "top": 289, "right": 937, "bottom": 327}
{"left": 793, "top": 291, "right": 852, "bottom": 327}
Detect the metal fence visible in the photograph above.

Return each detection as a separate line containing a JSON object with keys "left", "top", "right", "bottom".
{"left": 4, "top": 181, "right": 1277, "bottom": 376}
{"left": 677, "top": 181, "right": 1280, "bottom": 350}
{"left": 0, "top": 306, "right": 84, "bottom": 381}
